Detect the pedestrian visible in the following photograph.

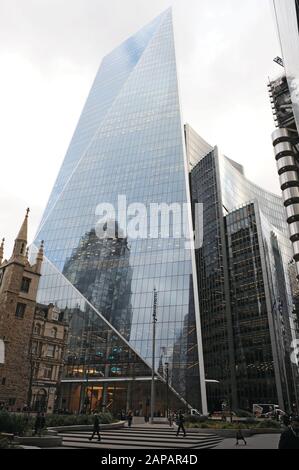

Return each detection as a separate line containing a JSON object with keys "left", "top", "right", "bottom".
{"left": 176, "top": 411, "right": 186, "bottom": 437}
{"left": 89, "top": 412, "right": 101, "bottom": 441}
{"left": 168, "top": 411, "right": 174, "bottom": 428}
{"left": 235, "top": 424, "right": 246, "bottom": 446}
{"left": 144, "top": 414, "right": 149, "bottom": 423}
{"left": 34, "top": 412, "right": 45, "bottom": 436}
{"left": 40, "top": 412, "right": 46, "bottom": 432}
{"left": 278, "top": 415, "right": 299, "bottom": 449}
{"left": 127, "top": 410, "right": 133, "bottom": 428}
{"left": 281, "top": 413, "right": 290, "bottom": 427}
{"left": 34, "top": 412, "right": 41, "bottom": 435}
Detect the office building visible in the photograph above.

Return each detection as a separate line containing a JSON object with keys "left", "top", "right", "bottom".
{"left": 188, "top": 124, "right": 299, "bottom": 411}
{"left": 32, "top": 9, "right": 207, "bottom": 415}
{"left": 269, "top": 0, "right": 299, "bottom": 277}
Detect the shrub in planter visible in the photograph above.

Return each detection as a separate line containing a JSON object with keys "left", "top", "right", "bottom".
{"left": 0, "top": 437, "right": 9, "bottom": 449}
{"left": 187, "top": 422, "right": 199, "bottom": 428}
{"left": 243, "top": 418, "right": 258, "bottom": 425}
{"left": 185, "top": 415, "right": 209, "bottom": 424}
{"left": 233, "top": 409, "right": 253, "bottom": 418}
{"left": 199, "top": 423, "right": 209, "bottom": 429}
{"left": 97, "top": 412, "right": 114, "bottom": 424}
{"left": 45, "top": 412, "right": 114, "bottom": 428}
{"left": 255, "top": 419, "right": 281, "bottom": 429}
{"left": 0, "top": 411, "right": 34, "bottom": 435}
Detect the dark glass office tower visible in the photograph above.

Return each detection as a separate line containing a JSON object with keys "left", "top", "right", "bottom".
{"left": 32, "top": 9, "right": 207, "bottom": 415}
{"left": 188, "top": 124, "right": 299, "bottom": 412}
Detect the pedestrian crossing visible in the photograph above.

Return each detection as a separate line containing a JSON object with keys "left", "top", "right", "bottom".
{"left": 58, "top": 425, "right": 223, "bottom": 449}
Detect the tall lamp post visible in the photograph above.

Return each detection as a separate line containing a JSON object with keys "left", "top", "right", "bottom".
{"left": 165, "top": 362, "right": 169, "bottom": 419}
{"left": 150, "top": 288, "right": 158, "bottom": 424}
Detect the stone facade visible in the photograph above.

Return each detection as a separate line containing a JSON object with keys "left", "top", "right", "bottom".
{"left": 0, "top": 209, "right": 44, "bottom": 411}
{"left": 30, "top": 303, "right": 68, "bottom": 413}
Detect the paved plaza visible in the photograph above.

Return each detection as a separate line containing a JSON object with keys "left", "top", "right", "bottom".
{"left": 215, "top": 433, "right": 280, "bottom": 449}
{"left": 56, "top": 424, "right": 223, "bottom": 449}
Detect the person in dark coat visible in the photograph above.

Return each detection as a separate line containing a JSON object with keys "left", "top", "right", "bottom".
{"left": 127, "top": 410, "right": 133, "bottom": 428}
{"left": 34, "top": 412, "right": 41, "bottom": 436}
{"left": 40, "top": 412, "right": 46, "bottom": 430}
{"left": 235, "top": 424, "right": 247, "bottom": 445}
{"left": 281, "top": 413, "right": 290, "bottom": 427}
{"left": 279, "top": 416, "right": 299, "bottom": 449}
{"left": 34, "top": 412, "right": 46, "bottom": 436}
{"left": 89, "top": 413, "right": 101, "bottom": 441}
{"left": 176, "top": 411, "right": 186, "bottom": 437}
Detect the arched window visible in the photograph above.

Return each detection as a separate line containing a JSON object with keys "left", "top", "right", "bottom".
{"left": 34, "top": 323, "right": 42, "bottom": 336}
{"left": 51, "top": 327, "right": 57, "bottom": 338}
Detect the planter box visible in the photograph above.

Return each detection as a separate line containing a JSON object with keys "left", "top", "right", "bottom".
{"left": 0, "top": 433, "right": 14, "bottom": 440}
{"left": 14, "top": 436, "right": 62, "bottom": 448}
{"left": 48, "top": 421, "right": 125, "bottom": 433}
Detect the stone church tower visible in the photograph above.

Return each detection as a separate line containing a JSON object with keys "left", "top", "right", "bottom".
{"left": 0, "top": 209, "right": 44, "bottom": 411}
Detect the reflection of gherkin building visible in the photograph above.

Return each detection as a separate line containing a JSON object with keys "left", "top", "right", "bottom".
{"left": 62, "top": 225, "right": 133, "bottom": 340}
{"left": 32, "top": 9, "right": 207, "bottom": 414}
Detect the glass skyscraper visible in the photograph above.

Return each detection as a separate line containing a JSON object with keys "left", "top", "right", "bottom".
{"left": 188, "top": 124, "right": 299, "bottom": 412}
{"left": 32, "top": 6, "right": 298, "bottom": 416}
{"left": 32, "top": 9, "right": 207, "bottom": 415}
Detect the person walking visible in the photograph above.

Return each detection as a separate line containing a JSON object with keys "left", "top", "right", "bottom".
{"left": 168, "top": 411, "right": 175, "bottom": 428}
{"left": 34, "top": 412, "right": 46, "bottom": 436}
{"left": 34, "top": 412, "right": 41, "bottom": 436}
{"left": 235, "top": 424, "right": 246, "bottom": 446}
{"left": 176, "top": 411, "right": 186, "bottom": 437}
{"left": 40, "top": 412, "right": 46, "bottom": 433}
{"left": 89, "top": 412, "right": 101, "bottom": 441}
{"left": 279, "top": 416, "right": 299, "bottom": 449}
{"left": 127, "top": 410, "right": 133, "bottom": 428}
{"left": 281, "top": 413, "right": 290, "bottom": 427}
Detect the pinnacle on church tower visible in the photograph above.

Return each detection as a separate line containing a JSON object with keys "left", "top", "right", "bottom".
{"left": 35, "top": 240, "right": 44, "bottom": 274}
{"left": 0, "top": 238, "right": 4, "bottom": 264}
{"left": 11, "top": 208, "right": 29, "bottom": 259}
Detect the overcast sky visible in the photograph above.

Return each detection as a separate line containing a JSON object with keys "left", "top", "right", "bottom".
{"left": 0, "top": 0, "right": 282, "bottom": 255}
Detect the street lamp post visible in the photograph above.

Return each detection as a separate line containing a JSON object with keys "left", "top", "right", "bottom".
{"left": 165, "top": 362, "right": 169, "bottom": 419}
{"left": 150, "top": 288, "right": 158, "bottom": 424}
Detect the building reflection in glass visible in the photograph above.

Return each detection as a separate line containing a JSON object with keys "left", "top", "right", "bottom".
{"left": 63, "top": 223, "right": 133, "bottom": 341}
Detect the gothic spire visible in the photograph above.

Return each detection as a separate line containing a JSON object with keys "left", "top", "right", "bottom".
{"left": 35, "top": 240, "right": 44, "bottom": 274}
{"left": 12, "top": 208, "right": 29, "bottom": 258}
{"left": 0, "top": 238, "right": 4, "bottom": 264}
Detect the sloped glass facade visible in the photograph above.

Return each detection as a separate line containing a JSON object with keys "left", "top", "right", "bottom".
{"left": 32, "top": 10, "right": 206, "bottom": 414}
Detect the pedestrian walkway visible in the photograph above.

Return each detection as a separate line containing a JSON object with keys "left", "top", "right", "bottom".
{"left": 215, "top": 434, "right": 280, "bottom": 449}
{"left": 57, "top": 424, "right": 223, "bottom": 449}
